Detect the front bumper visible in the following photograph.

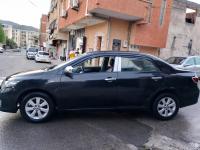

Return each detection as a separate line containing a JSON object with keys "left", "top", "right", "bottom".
{"left": 0, "top": 89, "right": 18, "bottom": 113}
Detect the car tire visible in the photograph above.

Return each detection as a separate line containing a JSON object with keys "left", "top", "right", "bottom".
{"left": 152, "top": 93, "right": 179, "bottom": 120}
{"left": 20, "top": 92, "right": 54, "bottom": 123}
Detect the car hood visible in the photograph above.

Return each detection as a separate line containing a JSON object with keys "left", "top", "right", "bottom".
{"left": 6, "top": 69, "right": 47, "bottom": 80}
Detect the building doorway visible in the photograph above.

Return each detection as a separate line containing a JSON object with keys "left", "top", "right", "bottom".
{"left": 96, "top": 36, "right": 102, "bottom": 51}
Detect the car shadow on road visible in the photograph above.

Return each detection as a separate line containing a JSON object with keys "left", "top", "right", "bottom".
{"left": 0, "top": 110, "right": 196, "bottom": 150}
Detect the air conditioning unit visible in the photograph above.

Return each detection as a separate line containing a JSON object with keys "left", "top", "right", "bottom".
{"left": 123, "top": 40, "right": 128, "bottom": 48}
{"left": 70, "top": 0, "right": 79, "bottom": 10}
{"left": 70, "top": 30, "right": 75, "bottom": 36}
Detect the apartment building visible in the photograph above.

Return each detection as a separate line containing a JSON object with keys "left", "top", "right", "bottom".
{"left": 39, "top": 15, "right": 48, "bottom": 48}
{"left": 160, "top": 0, "right": 200, "bottom": 58}
{"left": 0, "top": 20, "right": 39, "bottom": 48}
{"left": 53, "top": 0, "right": 173, "bottom": 57}
{"left": 2, "top": 24, "right": 12, "bottom": 39}
{"left": 47, "top": 0, "right": 68, "bottom": 59}
{"left": 12, "top": 29, "right": 21, "bottom": 46}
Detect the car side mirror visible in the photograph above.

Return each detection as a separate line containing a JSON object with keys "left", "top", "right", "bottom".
{"left": 64, "top": 66, "right": 73, "bottom": 78}
{"left": 183, "top": 64, "right": 191, "bottom": 67}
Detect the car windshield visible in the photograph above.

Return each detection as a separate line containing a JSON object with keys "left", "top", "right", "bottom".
{"left": 28, "top": 48, "right": 38, "bottom": 52}
{"left": 39, "top": 52, "right": 49, "bottom": 56}
{"left": 166, "top": 57, "right": 186, "bottom": 65}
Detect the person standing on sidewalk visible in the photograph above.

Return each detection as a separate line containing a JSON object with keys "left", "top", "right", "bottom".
{"left": 69, "top": 49, "right": 76, "bottom": 60}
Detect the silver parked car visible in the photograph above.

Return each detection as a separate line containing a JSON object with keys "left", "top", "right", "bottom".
{"left": 0, "top": 47, "right": 4, "bottom": 53}
{"left": 26, "top": 47, "right": 39, "bottom": 59}
{"left": 166, "top": 56, "right": 200, "bottom": 76}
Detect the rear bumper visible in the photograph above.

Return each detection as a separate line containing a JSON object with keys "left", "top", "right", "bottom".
{"left": 27, "top": 54, "right": 36, "bottom": 59}
{"left": 179, "top": 89, "right": 199, "bottom": 108}
{"left": 36, "top": 57, "right": 51, "bottom": 63}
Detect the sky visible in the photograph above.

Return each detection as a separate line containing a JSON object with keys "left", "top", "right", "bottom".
{"left": 0, "top": 0, "right": 199, "bottom": 29}
{"left": 0, "top": 0, "right": 50, "bottom": 29}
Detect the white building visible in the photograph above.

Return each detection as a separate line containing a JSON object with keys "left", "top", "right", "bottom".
{"left": 0, "top": 20, "right": 39, "bottom": 48}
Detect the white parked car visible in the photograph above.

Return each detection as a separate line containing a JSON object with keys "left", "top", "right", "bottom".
{"left": 0, "top": 47, "right": 4, "bottom": 53}
{"left": 166, "top": 56, "right": 200, "bottom": 77}
{"left": 35, "top": 51, "right": 51, "bottom": 63}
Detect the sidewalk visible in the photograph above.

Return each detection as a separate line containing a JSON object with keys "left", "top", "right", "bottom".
{"left": 51, "top": 59, "right": 64, "bottom": 65}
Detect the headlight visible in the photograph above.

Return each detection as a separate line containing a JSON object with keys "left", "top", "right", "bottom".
{"left": 1, "top": 80, "right": 20, "bottom": 89}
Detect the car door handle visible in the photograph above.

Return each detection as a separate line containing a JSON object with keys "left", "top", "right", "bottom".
{"left": 152, "top": 77, "right": 163, "bottom": 80}
{"left": 105, "top": 77, "right": 116, "bottom": 82}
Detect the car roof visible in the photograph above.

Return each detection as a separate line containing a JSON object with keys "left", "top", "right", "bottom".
{"left": 38, "top": 51, "right": 48, "bottom": 53}
{"left": 87, "top": 51, "right": 157, "bottom": 59}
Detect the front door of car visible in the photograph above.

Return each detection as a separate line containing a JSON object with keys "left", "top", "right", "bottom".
{"left": 58, "top": 55, "right": 118, "bottom": 109}
{"left": 116, "top": 56, "right": 164, "bottom": 107}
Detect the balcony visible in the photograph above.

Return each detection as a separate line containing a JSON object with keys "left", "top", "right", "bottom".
{"left": 88, "top": 0, "right": 148, "bottom": 21}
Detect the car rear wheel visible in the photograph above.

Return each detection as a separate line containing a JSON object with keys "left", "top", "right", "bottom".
{"left": 152, "top": 93, "right": 179, "bottom": 120}
{"left": 20, "top": 92, "right": 54, "bottom": 123}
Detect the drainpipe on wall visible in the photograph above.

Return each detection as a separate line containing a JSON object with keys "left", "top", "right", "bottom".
{"left": 107, "top": 18, "right": 111, "bottom": 50}
{"left": 85, "top": 0, "right": 92, "bottom": 16}
{"left": 127, "top": 22, "right": 133, "bottom": 51}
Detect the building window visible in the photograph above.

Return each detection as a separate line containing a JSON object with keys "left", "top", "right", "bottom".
{"left": 147, "top": 0, "right": 153, "bottom": 23}
{"left": 185, "top": 8, "right": 197, "bottom": 24}
{"left": 159, "top": 0, "right": 167, "bottom": 25}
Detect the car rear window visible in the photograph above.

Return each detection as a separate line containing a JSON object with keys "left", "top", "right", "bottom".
{"left": 28, "top": 48, "right": 38, "bottom": 52}
{"left": 166, "top": 57, "right": 186, "bottom": 65}
{"left": 39, "top": 52, "right": 49, "bottom": 56}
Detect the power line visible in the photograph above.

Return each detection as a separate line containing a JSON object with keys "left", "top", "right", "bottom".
{"left": 27, "top": 0, "right": 38, "bottom": 7}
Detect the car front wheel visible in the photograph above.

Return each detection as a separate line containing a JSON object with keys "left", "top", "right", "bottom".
{"left": 152, "top": 93, "right": 179, "bottom": 120}
{"left": 20, "top": 92, "right": 54, "bottom": 123}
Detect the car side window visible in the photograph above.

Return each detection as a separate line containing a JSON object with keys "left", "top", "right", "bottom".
{"left": 121, "top": 57, "right": 159, "bottom": 72}
{"left": 195, "top": 57, "right": 200, "bottom": 65}
{"left": 73, "top": 56, "right": 115, "bottom": 74}
{"left": 185, "top": 58, "right": 195, "bottom": 66}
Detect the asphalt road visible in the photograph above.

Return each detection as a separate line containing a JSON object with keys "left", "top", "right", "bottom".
{"left": 0, "top": 50, "right": 200, "bottom": 150}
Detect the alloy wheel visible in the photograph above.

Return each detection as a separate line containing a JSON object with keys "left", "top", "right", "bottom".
{"left": 157, "top": 97, "right": 176, "bottom": 117}
{"left": 25, "top": 97, "right": 49, "bottom": 120}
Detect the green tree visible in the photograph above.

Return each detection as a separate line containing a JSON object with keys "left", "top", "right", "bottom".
{"left": 6, "top": 37, "right": 17, "bottom": 49}
{"left": 0, "top": 24, "right": 6, "bottom": 44}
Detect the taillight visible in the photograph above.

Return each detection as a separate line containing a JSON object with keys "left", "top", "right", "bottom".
{"left": 192, "top": 77, "right": 199, "bottom": 84}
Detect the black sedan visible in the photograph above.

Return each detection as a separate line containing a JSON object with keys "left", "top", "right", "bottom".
{"left": 0, "top": 51, "right": 199, "bottom": 123}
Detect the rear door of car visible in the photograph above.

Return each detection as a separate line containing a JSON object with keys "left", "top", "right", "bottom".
{"left": 116, "top": 55, "right": 164, "bottom": 107}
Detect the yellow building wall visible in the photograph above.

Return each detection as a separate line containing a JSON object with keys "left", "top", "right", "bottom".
{"left": 109, "top": 18, "right": 129, "bottom": 51}
{"left": 85, "top": 21, "right": 108, "bottom": 52}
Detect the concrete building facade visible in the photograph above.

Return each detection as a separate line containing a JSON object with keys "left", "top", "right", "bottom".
{"left": 160, "top": 0, "right": 200, "bottom": 59}
{"left": 47, "top": 0, "right": 68, "bottom": 59}
{"left": 57, "top": 0, "right": 173, "bottom": 57}
{"left": 2, "top": 24, "right": 12, "bottom": 39}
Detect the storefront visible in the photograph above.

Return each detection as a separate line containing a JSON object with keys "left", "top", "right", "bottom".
{"left": 68, "top": 28, "right": 86, "bottom": 54}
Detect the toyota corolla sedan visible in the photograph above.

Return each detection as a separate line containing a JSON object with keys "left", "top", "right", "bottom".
{"left": 0, "top": 51, "right": 199, "bottom": 123}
